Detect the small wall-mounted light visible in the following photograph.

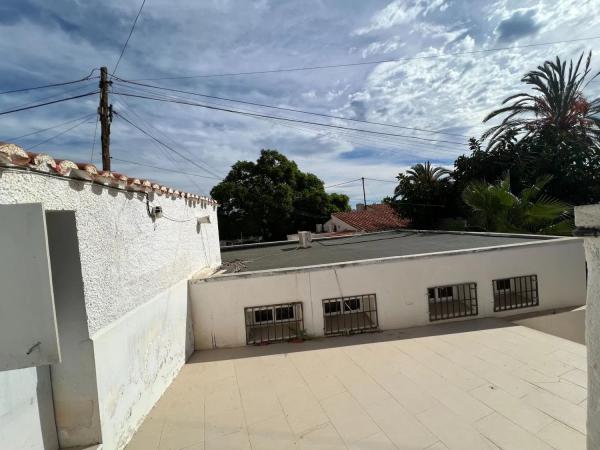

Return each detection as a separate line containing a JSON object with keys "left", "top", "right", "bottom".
{"left": 151, "top": 205, "right": 163, "bottom": 219}
{"left": 197, "top": 215, "right": 211, "bottom": 225}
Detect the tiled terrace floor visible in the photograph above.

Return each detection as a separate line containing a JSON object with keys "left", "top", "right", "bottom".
{"left": 126, "top": 318, "right": 587, "bottom": 450}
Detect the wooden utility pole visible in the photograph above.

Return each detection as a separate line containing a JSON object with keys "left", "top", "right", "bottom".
{"left": 361, "top": 177, "right": 367, "bottom": 208}
{"left": 99, "top": 66, "right": 112, "bottom": 171}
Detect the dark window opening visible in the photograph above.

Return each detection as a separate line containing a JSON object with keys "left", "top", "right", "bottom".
{"left": 245, "top": 303, "right": 304, "bottom": 345}
{"left": 344, "top": 298, "right": 361, "bottom": 311}
{"left": 323, "top": 294, "right": 378, "bottom": 336}
{"left": 493, "top": 275, "right": 539, "bottom": 311}
{"left": 428, "top": 283, "right": 478, "bottom": 322}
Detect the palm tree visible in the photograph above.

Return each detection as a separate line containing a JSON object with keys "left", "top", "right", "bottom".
{"left": 462, "top": 174, "right": 571, "bottom": 234}
{"left": 393, "top": 161, "right": 451, "bottom": 198}
{"left": 482, "top": 52, "right": 600, "bottom": 150}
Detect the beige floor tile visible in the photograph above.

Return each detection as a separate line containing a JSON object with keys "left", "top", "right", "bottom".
{"left": 374, "top": 371, "right": 440, "bottom": 414}
{"left": 470, "top": 384, "right": 554, "bottom": 434}
{"left": 204, "top": 407, "right": 245, "bottom": 442}
{"left": 534, "top": 380, "right": 587, "bottom": 405}
{"left": 561, "top": 368, "right": 587, "bottom": 388}
{"left": 347, "top": 432, "right": 396, "bottom": 450}
{"left": 247, "top": 414, "right": 298, "bottom": 450}
{"left": 296, "top": 423, "right": 346, "bottom": 450}
{"left": 158, "top": 420, "right": 204, "bottom": 450}
{"left": 522, "top": 389, "right": 586, "bottom": 434}
{"left": 125, "top": 417, "right": 164, "bottom": 450}
{"left": 536, "top": 419, "right": 586, "bottom": 450}
{"left": 475, "top": 412, "right": 554, "bottom": 450}
{"left": 364, "top": 398, "right": 438, "bottom": 449}
{"left": 320, "top": 392, "right": 381, "bottom": 444}
{"left": 416, "top": 405, "right": 497, "bottom": 450}
{"left": 240, "top": 386, "right": 284, "bottom": 426}
{"left": 334, "top": 368, "right": 391, "bottom": 408}
{"left": 278, "top": 385, "right": 330, "bottom": 435}
{"left": 550, "top": 349, "right": 587, "bottom": 371}
{"left": 205, "top": 429, "right": 251, "bottom": 450}
{"left": 425, "top": 441, "right": 449, "bottom": 450}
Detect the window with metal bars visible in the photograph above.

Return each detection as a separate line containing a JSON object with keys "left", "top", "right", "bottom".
{"left": 322, "top": 294, "right": 378, "bottom": 336}
{"left": 428, "top": 283, "right": 478, "bottom": 321}
{"left": 493, "top": 275, "right": 539, "bottom": 311}
{"left": 244, "top": 302, "right": 303, "bottom": 345}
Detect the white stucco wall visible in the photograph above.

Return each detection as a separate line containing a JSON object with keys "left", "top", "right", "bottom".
{"left": 0, "top": 367, "right": 58, "bottom": 450}
{"left": 575, "top": 204, "right": 600, "bottom": 450}
{"left": 323, "top": 215, "right": 356, "bottom": 233}
{"left": 190, "top": 237, "right": 586, "bottom": 349}
{"left": 0, "top": 169, "right": 220, "bottom": 336}
{"left": 0, "top": 168, "right": 221, "bottom": 450}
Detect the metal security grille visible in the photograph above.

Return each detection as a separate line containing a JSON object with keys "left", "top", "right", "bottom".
{"left": 244, "top": 302, "right": 303, "bottom": 345}
{"left": 493, "top": 275, "right": 539, "bottom": 311}
{"left": 428, "top": 283, "right": 478, "bottom": 321}
{"left": 322, "top": 294, "right": 378, "bottom": 336}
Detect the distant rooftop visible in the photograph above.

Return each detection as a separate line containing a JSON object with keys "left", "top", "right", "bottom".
{"left": 331, "top": 203, "right": 408, "bottom": 232}
{"left": 220, "top": 230, "right": 547, "bottom": 274}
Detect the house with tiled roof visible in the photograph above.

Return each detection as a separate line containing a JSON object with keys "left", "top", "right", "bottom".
{"left": 323, "top": 203, "right": 408, "bottom": 233}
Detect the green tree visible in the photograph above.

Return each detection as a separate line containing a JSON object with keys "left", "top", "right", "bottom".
{"left": 476, "top": 52, "right": 600, "bottom": 205}
{"left": 462, "top": 174, "right": 572, "bottom": 234}
{"left": 392, "top": 161, "right": 456, "bottom": 228}
{"left": 210, "top": 150, "right": 350, "bottom": 241}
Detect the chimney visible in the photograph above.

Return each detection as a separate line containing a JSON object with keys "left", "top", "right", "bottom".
{"left": 298, "top": 231, "right": 312, "bottom": 248}
{"left": 356, "top": 203, "right": 366, "bottom": 211}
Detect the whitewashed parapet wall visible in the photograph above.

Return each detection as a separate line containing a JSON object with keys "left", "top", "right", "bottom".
{"left": 574, "top": 204, "right": 600, "bottom": 450}
{"left": 0, "top": 145, "right": 221, "bottom": 449}
{"left": 190, "top": 237, "right": 585, "bottom": 349}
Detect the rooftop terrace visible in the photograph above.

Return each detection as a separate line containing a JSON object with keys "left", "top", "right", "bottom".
{"left": 220, "top": 231, "right": 547, "bottom": 273}
{"left": 126, "top": 315, "right": 587, "bottom": 450}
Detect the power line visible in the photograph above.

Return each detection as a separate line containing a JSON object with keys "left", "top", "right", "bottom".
{"left": 113, "top": 110, "right": 223, "bottom": 179}
{"left": 4, "top": 113, "right": 96, "bottom": 142}
{"left": 112, "top": 77, "right": 470, "bottom": 138}
{"left": 0, "top": 91, "right": 98, "bottom": 116}
{"left": 364, "top": 177, "right": 398, "bottom": 183}
{"left": 0, "top": 69, "right": 97, "bottom": 95}
{"left": 130, "top": 35, "right": 600, "bottom": 80}
{"left": 111, "top": 156, "right": 223, "bottom": 180}
{"left": 26, "top": 114, "right": 95, "bottom": 150}
{"left": 90, "top": 116, "right": 99, "bottom": 162}
{"left": 112, "top": 91, "right": 466, "bottom": 146}
{"left": 113, "top": 0, "right": 147, "bottom": 75}
{"left": 324, "top": 178, "right": 362, "bottom": 189}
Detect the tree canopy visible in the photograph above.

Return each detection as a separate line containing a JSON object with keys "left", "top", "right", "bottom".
{"left": 211, "top": 149, "right": 350, "bottom": 241}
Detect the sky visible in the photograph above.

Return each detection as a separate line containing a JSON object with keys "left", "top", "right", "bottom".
{"left": 1, "top": 0, "right": 599, "bottom": 206}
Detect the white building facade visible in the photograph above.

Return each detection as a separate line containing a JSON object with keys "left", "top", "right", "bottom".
{"left": 0, "top": 146, "right": 221, "bottom": 450}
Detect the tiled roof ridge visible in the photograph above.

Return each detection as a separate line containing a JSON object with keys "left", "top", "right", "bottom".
{"left": 332, "top": 203, "right": 408, "bottom": 232}
{"left": 0, "top": 142, "right": 217, "bottom": 205}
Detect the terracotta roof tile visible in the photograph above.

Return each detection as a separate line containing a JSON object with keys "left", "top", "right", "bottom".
{"left": 332, "top": 203, "right": 408, "bottom": 232}
{"left": 0, "top": 142, "right": 216, "bottom": 205}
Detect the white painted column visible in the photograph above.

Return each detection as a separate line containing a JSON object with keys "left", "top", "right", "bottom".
{"left": 575, "top": 204, "right": 600, "bottom": 450}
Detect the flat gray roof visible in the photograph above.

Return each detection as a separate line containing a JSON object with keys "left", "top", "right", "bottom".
{"left": 220, "top": 231, "right": 546, "bottom": 273}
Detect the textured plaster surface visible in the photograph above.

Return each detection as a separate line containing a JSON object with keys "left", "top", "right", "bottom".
{"left": 0, "top": 169, "right": 221, "bottom": 336}
{"left": 575, "top": 204, "right": 600, "bottom": 450}
{"left": 93, "top": 279, "right": 192, "bottom": 450}
{"left": 191, "top": 237, "right": 586, "bottom": 349}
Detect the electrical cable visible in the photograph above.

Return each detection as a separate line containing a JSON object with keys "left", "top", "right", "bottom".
{"left": 0, "top": 91, "right": 98, "bottom": 116}
{"left": 113, "top": 110, "right": 224, "bottom": 179}
{"left": 324, "top": 179, "right": 362, "bottom": 189}
{"left": 110, "top": 156, "right": 223, "bottom": 180}
{"left": 25, "top": 114, "right": 95, "bottom": 150}
{"left": 112, "top": 95, "right": 217, "bottom": 188}
{"left": 90, "top": 116, "right": 99, "bottom": 162}
{"left": 0, "top": 69, "right": 98, "bottom": 95}
{"left": 112, "top": 77, "right": 470, "bottom": 138}
{"left": 111, "top": 91, "right": 466, "bottom": 146}
{"left": 129, "top": 35, "right": 600, "bottom": 80}
{"left": 4, "top": 113, "right": 97, "bottom": 142}
{"left": 113, "top": 0, "right": 147, "bottom": 75}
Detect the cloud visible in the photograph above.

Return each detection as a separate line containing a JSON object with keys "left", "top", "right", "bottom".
{"left": 495, "top": 9, "right": 540, "bottom": 42}
{"left": 1, "top": 0, "right": 598, "bottom": 206}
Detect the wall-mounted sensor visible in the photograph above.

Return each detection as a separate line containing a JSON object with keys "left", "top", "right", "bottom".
{"left": 197, "top": 215, "right": 211, "bottom": 225}
{"left": 151, "top": 206, "right": 163, "bottom": 218}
